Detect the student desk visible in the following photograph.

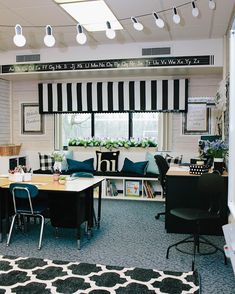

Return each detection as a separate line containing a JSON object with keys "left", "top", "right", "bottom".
{"left": 0, "top": 175, "right": 104, "bottom": 249}
{"left": 166, "top": 167, "right": 228, "bottom": 235}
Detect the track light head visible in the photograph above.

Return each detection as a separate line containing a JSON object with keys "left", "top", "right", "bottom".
{"left": 76, "top": 23, "right": 87, "bottom": 45}
{"left": 209, "top": 0, "right": 216, "bottom": 10}
{"left": 191, "top": 1, "right": 199, "bottom": 17}
{"left": 153, "top": 12, "right": 165, "bottom": 28}
{"left": 13, "top": 24, "right": 26, "bottom": 47}
{"left": 131, "top": 17, "right": 144, "bottom": 31}
{"left": 44, "top": 25, "right": 55, "bottom": 47}
{"left": 173, "top": 7, "right": 181, "bottom": 24}
{"left": 105, "top": 21, "right": 116, "bottom": 39}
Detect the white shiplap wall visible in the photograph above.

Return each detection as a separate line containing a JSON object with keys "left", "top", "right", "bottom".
{"left": 0, "top": 79, "right": 10, "bottom": 144}
{"left": 10, "top": 75, "right": 221, "bottom": 168}
{"left": 171, "top": 75, "right": 222, "bottom": 157}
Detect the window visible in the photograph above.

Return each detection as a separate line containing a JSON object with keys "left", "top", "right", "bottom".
{"left": 55, "top": 112, "right": 164, "bottom": 149}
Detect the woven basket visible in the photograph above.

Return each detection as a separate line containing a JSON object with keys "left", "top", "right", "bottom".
{"left": 0, "top": 144, "right": 22, "bottom": 156}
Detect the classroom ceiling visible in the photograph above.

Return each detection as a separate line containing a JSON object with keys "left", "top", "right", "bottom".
{"left": 0, "top": 0, "right": 234, "bottom": 52}
{"left": 0, "top": 0, "right": 234, "bottom": 80}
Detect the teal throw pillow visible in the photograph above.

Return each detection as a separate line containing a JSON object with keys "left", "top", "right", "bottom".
{"left": 67, "top": 158, "right": 94, "bottom": 173}
{"left": 121, "top": 158, "right": 148, "bottom": 175}
{"left": 145, "top": 152, "right": 159, "bottom": 174}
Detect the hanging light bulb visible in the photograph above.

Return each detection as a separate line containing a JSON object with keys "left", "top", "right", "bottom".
{"left": 209, "top": 0, "right": 216, "bottom": 10}
{"left": 76, "top": 23, "right": 87, "bottom": 45}
{"left": 153, "top": 12, "right": 165, "bottom": 28}
{"left": 13, "top": 24, "right": 26, "bottom": 47}
{"left": 131, "top": 17, "right": 144, "bottom": 31}
{"left": 172, "top": 7, "right": 181, "bottom": 24}
{"left": 105, "top": 21, "right": 116, "bottom": 39}
{"left": 191, "top": 1, "right": 199, "bottom": 18}
{"left": 44, "top": 25, "right": 55, "bottom": 47}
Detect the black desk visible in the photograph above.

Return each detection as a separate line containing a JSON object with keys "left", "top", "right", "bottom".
{"left": 0, "top": 175, "right": 104, "bottom": 249}
{"left": 166, "top": 168, "right": 228, "bottom": 235}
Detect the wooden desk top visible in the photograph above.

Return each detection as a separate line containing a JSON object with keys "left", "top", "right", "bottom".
{"left": 166, "top": 166, "right": 228, "bottom": 177}
{"left": 0, "top": 175, "right": 105, "bottom": 192}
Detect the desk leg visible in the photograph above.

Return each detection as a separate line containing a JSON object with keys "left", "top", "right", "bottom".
{"left": 76, "top": 194, "right": 81, "bottom": 250}
{"left": 97, "top": 183, "right": 102, "bottom": 229}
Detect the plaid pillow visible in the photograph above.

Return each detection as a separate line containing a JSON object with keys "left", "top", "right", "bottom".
{"left": 38, "top": 153, "right": 54, "bottom": 171}
{"left": 165, "top": 154, "right": 183, "bottom": 166}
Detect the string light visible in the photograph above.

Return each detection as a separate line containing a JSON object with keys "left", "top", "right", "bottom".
{"left": 44, "top": 25, "right": 55, "bottom": 47}
{"left": 76, "top": 23, "right": 87, "bottom": 45}
{"left": 13, "top": 24, "right": 26, "bottom": 47}
{"left": 191, "top": 1, "right": 199, "bottom": 18}
{"left": 8, "top": 0, "right": 215, "bottom": 47}
{"left": 209, "top": 0, "right": 216, "bottom": 10}
{"left": 131, "top": 17, "right": 144, "bottom": 31}
{"left": 105, "top": 21, "right": 116, "bottom": 39}
{"left": 153, "top": 12, "right": 165, "bottom": 29}
{"left": 172, "top": 7, "right": 181, "bottom": 24}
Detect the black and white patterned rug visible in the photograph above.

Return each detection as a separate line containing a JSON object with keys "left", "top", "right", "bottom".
{"left": 0, "top": 255, "right": 200, "bottom": 293}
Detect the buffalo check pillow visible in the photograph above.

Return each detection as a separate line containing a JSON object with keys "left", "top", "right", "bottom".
{"left": 38, "top": 153, "right": 54, "bottom": 171}
{"left": 165, "top": 154, "right": 183, "bottom": 166}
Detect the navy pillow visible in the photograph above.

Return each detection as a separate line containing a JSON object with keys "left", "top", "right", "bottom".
{"left": 67, "top": 158, "right": 94, "bottom": 173}
{"left": 121, "top": 158, "right": 149, "bottom": 175}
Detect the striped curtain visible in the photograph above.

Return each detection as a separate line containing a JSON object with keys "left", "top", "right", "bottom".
{"left": 38, "top": 79, "right": 188, "bottom": 114}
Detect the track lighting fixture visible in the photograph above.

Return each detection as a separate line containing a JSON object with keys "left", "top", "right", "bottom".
{"left": 76, "top": 23, "right": 87, "bottom": 45}
{"left": 105, "top": 21, "right": 116, "bottom": 39}
{"left": 131, "top": 17, "right": 144, "bottom": 31}
{"left": 13, "top": 24, "right": 26, "bottom": 47}
{"left": 153, "top": 12, "right": 165, "bottom": 29}
{"left": 209, "top": 0, "right": 216, "bottom": 10}
{"left": 44, "top": 25, "right": 55, "bottom": 47}
{"left": 172, "top": 7, "right": 181, "bottom": 24}
{"left": 191, "top": 1, "right": 199, "bottom": 18}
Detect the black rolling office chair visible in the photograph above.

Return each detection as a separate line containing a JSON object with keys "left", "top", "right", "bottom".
{"left": 7, "top": 183, "right": 48, "bottom": 250}
{"left": 166, "top": 172, "right": 227, "bottom": 270}
{"left": 154, "top": 155, "right": 169, "bottom": 220}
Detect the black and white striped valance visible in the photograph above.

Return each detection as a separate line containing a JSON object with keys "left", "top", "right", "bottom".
{"left": 38, "top": 79, "right": 188, "bottom": 114}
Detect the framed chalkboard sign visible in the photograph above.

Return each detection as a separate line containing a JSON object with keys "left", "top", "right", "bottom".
{"left": 21, "top": 103, "right": 44, "bottom": 134}
{"left": 183, "top": 102, "right": 209, "bottom": 135}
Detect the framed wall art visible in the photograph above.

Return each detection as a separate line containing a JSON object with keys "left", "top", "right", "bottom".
{"left": 21, "top": 103, "right": 44, "bottom": 134}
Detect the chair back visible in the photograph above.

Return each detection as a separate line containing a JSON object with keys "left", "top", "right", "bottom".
{"left": 197, "top": 173, "right": 224, "bottom": 215}
{"left": 9, "top": 183, "right": 39, "bottom": 215}
{"left": 71, "top": 172, "right": 94, "bottom": 178}
{"left": 154, "top": 155, "right": 169, "bottom": 195}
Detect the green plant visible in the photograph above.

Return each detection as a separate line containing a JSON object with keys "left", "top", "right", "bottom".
{"left": 51, "top": 151, "right": 65, "bottom": 162}
{"left": 67, "top": 137, "right": 157, "bottom": 151}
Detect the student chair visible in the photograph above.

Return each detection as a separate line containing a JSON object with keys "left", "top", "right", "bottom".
{"left": 166, "top": 172, "right": 227, "bottom": 270}
{"left": 7, "top": 183, "right": 47, "bottom": 250}
{"left": 154, "top": 155, "right": 169, "bottom": 220}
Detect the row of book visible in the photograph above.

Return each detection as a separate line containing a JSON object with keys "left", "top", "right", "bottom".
{"left": 143, "top": 180, "right": 155, "bottom": 198}
{"left": 106, "top": 180, "right": 119, "bottom": 196}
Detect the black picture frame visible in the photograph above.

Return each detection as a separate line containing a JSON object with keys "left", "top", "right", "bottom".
{"left": 183, "top": 102, "right": 209, "bottom": 135}
{"left": 21, "top": 103, "right": 44, "bottom": 134}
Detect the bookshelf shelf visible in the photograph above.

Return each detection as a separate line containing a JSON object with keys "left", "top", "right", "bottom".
{"left": 100, "top": 176, "right": 162, "bottom": 201}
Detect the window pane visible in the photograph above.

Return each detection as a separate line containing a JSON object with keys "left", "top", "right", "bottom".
{"left": 95, "top": 113, "right": 128, "bottom": 139}
{"left": 132, "top": 113, "right": 158, "bottom": 140}
{"left": 61, "top": 113, "right": 91, "bottom": 146}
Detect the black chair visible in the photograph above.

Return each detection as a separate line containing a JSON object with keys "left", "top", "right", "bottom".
{"left": 154, "top": 155, "right": 169, "bottom": 220}
{"left": 166, "top": 172, "right": 227, "bottom": 270}
{"left": 7, "top": 183, "right": 48, "bottom": 250}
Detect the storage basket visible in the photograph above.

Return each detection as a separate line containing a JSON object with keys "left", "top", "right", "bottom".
{"left": 0, "top": 144, "right": 22, "bottom": 156}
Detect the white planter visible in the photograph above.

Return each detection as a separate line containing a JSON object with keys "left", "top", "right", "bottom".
{"left": 9, "top": 173, "right": 23, "bottom": 182}
{"left": 54, "top": 161, "right": 62, "bottom": 172}
{"left": 23, "top": 173, "right": 32, "bottom": 182}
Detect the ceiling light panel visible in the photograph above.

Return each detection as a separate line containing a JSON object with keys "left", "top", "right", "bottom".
{"left": 60, "top": 0, "right": 123, "bottom": 32}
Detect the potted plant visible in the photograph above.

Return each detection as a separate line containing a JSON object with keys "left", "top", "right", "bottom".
{"left": 51, "top": 151, "right": 65, "bottom": 171}
{"left": 204, "top": 139, "right": 228, "bottom": 173}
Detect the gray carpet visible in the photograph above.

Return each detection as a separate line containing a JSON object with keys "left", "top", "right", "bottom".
{"left": 0, "top": 199, "right": 234, "bottom": 293}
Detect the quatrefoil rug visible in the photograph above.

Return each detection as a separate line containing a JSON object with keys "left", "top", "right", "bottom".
{"left": 0, "top": 255, "right": 200, "bottom": 293}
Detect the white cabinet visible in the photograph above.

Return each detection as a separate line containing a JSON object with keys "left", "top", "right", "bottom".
{"left": 0, "top": 155, "right": 27, "bottom": 174}
{"left": 102, "top": 176, "right": 162, "bottom": 201}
